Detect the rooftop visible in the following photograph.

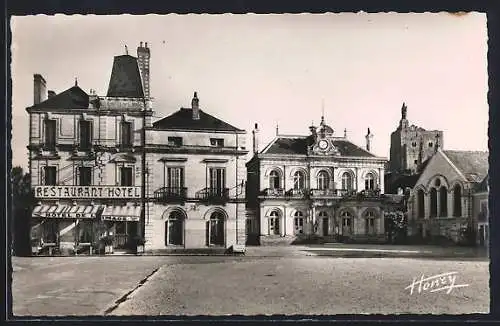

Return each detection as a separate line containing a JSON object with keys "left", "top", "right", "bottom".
{"left": 153, "top": 107, "right": 244, "bottom": 132}
{"left": 443, "top": 150, "right": 489, "bottom": 183}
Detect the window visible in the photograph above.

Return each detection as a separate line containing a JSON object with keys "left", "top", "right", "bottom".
{"left": 76, "top": 221, "right": 93, "bottom": 243}
{"left": 428, "top": 142, "right": 433, "bottom": 148}
{"left": 319, "top": 211, "right": 329, "bottom": 236}
{"left": 414, "top": 160, "right": 418, "bottom": 165}
{"left": 120, "top": 167, "right": 133, "bottom": 186}
{"left": 269, "top": 210, "right": 280, "bottom": 235}
{"left": 167, "top": 167, "right": 184, "bottom": 195}
{"left": 439, "top": 186, "right": 448, "bottom": 217}
{"left": 293, "top": 211, "right": 304, "bottom": 235}
{"left": 430, "top": 188, "right": 438, "bottom": 217}
{"left": 365, "top": 211, "right": 376, "bottom": 235}
{"left": 453, "top": 185, "right": 462, "bottom": 217}
{"left": 166, "top": 211, "right": 184, "bottom": 246}
{"left": 120, "top": 121, "right": 132, "bottom": 147}
{"left": 293, "top": 171, "right": 305, "bottom": 190}
{"left": 209, "top": 168, "right": 226, "bottom": 196}
{"left": 44, "top": 119, "right": 57, "bottom": 150}
{"left": 167, "top": 137, "right": 183, "bottom": 147}
{"left": 79, "top": 120, "right": 92, "bottom": 151}
{"left": 44, "top": 166, "right": 57, "bottom": 185}
{"left": 269, "top": 170, "right": 281, "bottom": 189}
{"left": 210, "top": 138, "right": 224, "bottom": 147}
{"left": 317, "top": 171, "right": 329, "bottom": 190}
{"left": 364, "top": 172, "right": 375, "bottom": 190}
{"left": 435, "top": 179, "right": 441, "bottom": 187}
{"left": 417, "top": 189, "right": 425, "bottom": 218}
{"left": 341, "top": 172, "right": 353, "bottom": 191}
{"left": 412, "top": 142, "right": 417, "bottom": 147}
{"left": 341, "top": 211, "right": 353, "bottom": 236}
{"left": 79, "top": 167, "right": 92, "bottom": 186}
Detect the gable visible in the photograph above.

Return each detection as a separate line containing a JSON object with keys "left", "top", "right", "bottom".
{"left": 414, "top": 150, "right": 465, "bottom": 190}
{"left": 153, "top": 108, "right": 244, "bottom": 132}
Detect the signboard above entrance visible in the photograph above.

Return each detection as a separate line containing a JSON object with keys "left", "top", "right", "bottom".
{"left": 34, "top": 186, "right": 142, "bottom": 199}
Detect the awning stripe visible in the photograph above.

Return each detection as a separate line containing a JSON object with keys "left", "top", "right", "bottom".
{"left": 32, "top": 204, "right": 102, "bottom": 219}
{"left": 101, "top": 205, "right": 142, "bottom": 222}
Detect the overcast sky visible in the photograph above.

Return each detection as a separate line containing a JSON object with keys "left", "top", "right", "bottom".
{"left": 11, "top": 13, "right": 488, "bottom": 170}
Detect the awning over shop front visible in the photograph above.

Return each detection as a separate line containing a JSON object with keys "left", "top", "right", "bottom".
{"left": 32, "top": 204, "right": 101, "bottom": 219}
{"left": 101, "top": 205, "right": 142, "bottom": 222}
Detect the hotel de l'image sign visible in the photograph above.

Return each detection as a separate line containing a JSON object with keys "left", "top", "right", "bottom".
{"left": 34, "top": 186, "right": 142, "bottom": 199}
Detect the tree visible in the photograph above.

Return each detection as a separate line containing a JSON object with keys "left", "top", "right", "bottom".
{"left": 384, "top": 210, "right": 407, "bottom": 244}
{"left": 11, "top": 166, "right": 33, "bottom": 256}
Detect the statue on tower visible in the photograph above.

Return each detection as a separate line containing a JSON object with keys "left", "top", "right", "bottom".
{"left": 401, "top": 102, "right": 407, "bottom": 120}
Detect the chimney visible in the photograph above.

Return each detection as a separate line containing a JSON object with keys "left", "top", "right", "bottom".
{"left": 47, "top": 90, "right": 56, "bottom": 98}
{"left": 365, "top": 127, "right": 373, "bottom": 152}
{"left": 191, "top": 91, "right": 200, "bottom": 120}
{"left": 137, "top": 41, "right": 151, "bottom": 98}
{"left": 33, "top": 74, "right": 47, "bottom": 105}
{"left": 252, "top": 123, "right": 260, "bottom": 154}
{"left": 276, "top": 123, "right": 279, "bottom": 136}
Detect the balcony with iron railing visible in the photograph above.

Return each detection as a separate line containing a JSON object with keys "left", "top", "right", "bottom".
{"left": 195, "top": 187, "right": 230, "bottom": 204}
{"left": 285, "top": 188, "right": 308, "bottom": 199}
{"left": 154, "top": 187, "right": 188, "bottom": 203}
{"left": 259, "top": 188, "right": 285, "bottom": 198}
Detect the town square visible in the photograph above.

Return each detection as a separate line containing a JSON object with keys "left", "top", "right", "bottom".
{"left": 8, "top": 12, "right": 490, "bottom": 317}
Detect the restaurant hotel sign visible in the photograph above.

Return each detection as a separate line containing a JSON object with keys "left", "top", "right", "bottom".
{"left": 34, "top": 186, "right": 142, "bottom": 199}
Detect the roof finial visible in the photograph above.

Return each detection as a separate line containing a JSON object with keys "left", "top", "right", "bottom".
{"left": 344, "top": 128, "right": 347, "bottom": 138}
{"left": 75, "top": 77, "right": 78, "bottom": 87}
{"left": 125, "top": 44, "right": 129, "bottom": 55}
{"left": 321, "top": 98, "right": 325, "bottom": 125}
{"left": 276, "top": 123, "right": 279, "bottom": 136}
{"left": 401, "top": 102, "right": 407, "bottom": 120}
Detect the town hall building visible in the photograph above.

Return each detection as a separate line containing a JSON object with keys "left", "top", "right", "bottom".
{"left": 246, "top": 116, "right": 402, "bottom": 245}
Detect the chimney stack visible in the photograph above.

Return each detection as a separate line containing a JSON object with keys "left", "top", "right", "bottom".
{"left": 137, "top": 41, "right": 151, "bottom": 99}
{"left": 191, "top": 91, "right": 200, "bottom": 120}
{"left": 365, "top": 127, "right": 373, "bottom": 152}
{"left": 252, "top": 123, "right": 260, "bottom": 154}
{"left": 47, "top": 90, "right": 56, "bottom": 98}
{"left": 33, "top": 74, "right": 47, "bottom": 105}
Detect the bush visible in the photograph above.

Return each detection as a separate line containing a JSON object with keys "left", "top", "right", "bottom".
{"left": 133, "top": 235, "right": 146, "bottom": 246}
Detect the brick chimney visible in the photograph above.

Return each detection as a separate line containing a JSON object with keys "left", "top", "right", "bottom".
{"left": 34, "top": 74, "right": 47, "bottom": 105}
{"left": 137, "top": 41, "right": 151, "bottom": 99}
{"left": 365, "top": 127, "right": 373, "bottom": 152}
{"left": 252, "top": 123, "right": 260, "bottom": 154}
{"left": 191, "top": 91, "right": 200, "bottom": 120}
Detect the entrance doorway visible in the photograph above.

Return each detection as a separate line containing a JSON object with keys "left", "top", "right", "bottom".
{"left": 113, "top": 221, "right": 138, "bottom": 249}
{"left": 322, "top": 218, "right": 329, "bottom": 236}
{"left": 207, "top": 211, "right": 225, "bottom": 246}
{"left": 165, "top": 210, "right": 184, "bottom": 246}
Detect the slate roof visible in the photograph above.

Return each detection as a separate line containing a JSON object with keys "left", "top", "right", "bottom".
{"left": 107, "top": 55, "right": 144, "bottom": 98}
{"left": 475, "top": 174, "right": 489, "bottom": 192}
{"left": 29, "top": 86, "right": 89, "bottom": 109}
{"left": 152, "top": 108, "right": 244, "bottom": 132}
{"left": 443, "top": 150, "right": 489, "bottom": 183}
{"left": 262, "top": 136, "right": 376, "bottom": 157}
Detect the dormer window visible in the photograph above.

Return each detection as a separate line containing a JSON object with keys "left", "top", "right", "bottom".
{"left": 168, "top": 137, "right": 183, "bottom": 147}
{"left": 210, "top": 138, "right": 224, "bottom": 147}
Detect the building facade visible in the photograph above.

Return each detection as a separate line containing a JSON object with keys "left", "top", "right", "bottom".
{"left": 246, "top": 117, "right": 400, "bottom": 245}
{"left": 407, "top": 148, "right": 488, "bottom": 244}
{"left": 27, "top": 42, "right": 247, "bottom": 255}
{"left": 472, "top": 175, "right": 488, "bottom": 247}
{"left": 28, "top": 43, "right": 153, "bottom": 255}
{"left": 144, "top": 92, "right": 247, "bottom": 251}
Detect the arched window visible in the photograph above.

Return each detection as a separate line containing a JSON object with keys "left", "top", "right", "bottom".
{"left": 207, "top": 211, "right": 225, "bottom": 246}
{"left": 453, "top": 185, "right": 462, "bottom": 217}
{"left": 269, "top": 210, "right": 280, "bottom": 235}
{"left": 293, "top": 211, "right": 304, "bottom": 235}
{"left": 293, "top": 171, "right": 305, "bottom": 190}
{"left": 430, "top": 188, "right": 437, "bottom": 218}
{"left": 365, "top": 211, "right": 376, "bottom": 235}
{"left": 365, "top": 172, "right": 375, "bottom": 190}
{"left": 417, "top": 189, "right": 425, "bottom": 218}
{"left": 166, "top": 210, "right": 184, "bottom": 246}
{"left": 439, "top": 186, "right": 448, "bottom": 217}
{"left": 269, "top": 170, "right": 280, "bottom": 189}
{"left": 342, "top": 172, "right": 353, "bottom": 191}
{"left": 317, "top": 171, "right": 329, "bottom": 190}
{"left": 340, "top": 211, "right": 353, "bottom": 236}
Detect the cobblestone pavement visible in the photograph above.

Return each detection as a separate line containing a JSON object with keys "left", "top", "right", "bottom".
{"left": 10, "top": 245, "right": 489, "bottom": 317}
